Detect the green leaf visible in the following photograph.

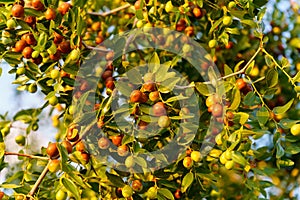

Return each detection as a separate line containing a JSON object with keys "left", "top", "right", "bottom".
{"left": 195, "top": 82, "right": 215, "bottom": 96}
{"left": 105, "top": 172, "right": 125, "bottom": 187}
{"left": 256, "top": 107, "right": 269, "bottom": 126}
{"left": 273, "top": 98, "right": 294, "bottom": 115}
{"left": 126, "top": 68, "right": 142, "bottom": 85}
{"left": 135, "top": 156, "right": 147, "bottom": 168}
{"left": 159, "top": 77, "right": 180, "bottom": 93}
{"left": 237, "top": 112, "right": 249, "bottom": 125}
{"left": 165, "top": 94, "right": 189, "bottom": 103}
{"left": 0, "top": 67, "right": 2, "bottom": 77}
{"left": 264, "top": 55, "right": 273, "bottom": 67}
{"left": 241, "top": 19, "right": 256, "bottom": 27}
{"left": 293, "top": 71, "right": 300, "bottom": 83}
{"left": 285, "top": 145, "right": 300, "bottom": 155}
{"left": 61, "top": 177, "right": 80, "bottom": 200}
{"left": 281, "top": 57, "right": 290, "bottom": 68}
{"left": 209, "top": 18, "right": 223, "bottom": 34}
{"left": 243, "top": 91, "right": 259, "bottom": 106}
{"left": 245, "top": 60, "right": 255, "bottom": 75}
{"left": 181, "top": 172, "right": 193, "bottom": 193}
{"left": 136, "top": 9, "right": 144, "bottom": 20}
{"left": 0, "top": 142, "right": 5, "bottom": 160}
{"left": 149, "top": 52, "right": 160, "bottom": 73}
{"left": 229, "top": 87, "right": 240, "bottom": 110}
{"left": 266, "top": 69, "right": 278, "bottom": 88}
{"left": 279, "top": 119, "right": 300, "bottom": 129}
{"left": 115, "top": 81, "right": 132, "bottom": 97}
{"left": 231, "top": 151, "right": 247, "bottom": 166}
{"left": 158, "top": 188, "right": 175, "bottom": 200}
{"left": 155, "top": 64, "right": 170, "bottom": 82}
{"left": 275, "top": 142, "right": 284, "bottom": 159}
{"left": 0, "top": 184, "right": 21, "bottom": 189}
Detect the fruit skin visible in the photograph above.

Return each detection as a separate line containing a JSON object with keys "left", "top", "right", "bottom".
{"left": 130, "top": 90, "right": 143, "bottom": 103}
{"left": 174, "top": 189, "right": 182, "bottom": 199}
{"left": 28, "top": 83, "right": 37, "bottom": 93}
{"left": 142, "top": 82, "right": 156, "bottom": 92}
{"left": 149, "top": 91, "right": 159, "bottom": 102}
{"left": 0, "top": 191, "right": 4, "bottom": 199}
{"left": 111, "top": 135, "right": 123, "bottom": 146}
{"left": 48, "top": 159, "right": 60, "bottom": 173}
{"left": 183, "top": 156, "right": 193, "bottom": 168}
{"left": 208, "top": 39, "right": 217, "bottom": 48}
{"left": 15, "top": 40, "right": 27, "bottom": 53}
{"left": 46, "top": 142, "right": 59, "bottom": 159}
{"left": 236, "top": 78, "right": 246, "bottom": 90}
{"left": 56, "top": 190, "right": 67, "bottom": 200}
{"left": 58, "top": 41, "right": 71, "bottom": 53}
{"left": 122, "top": 185, "right": 133, "bottom": 198}
{"left": 125, "top": 156, "right": 135, "bottom": 168}
{"left": 6, "top": 19, "right": 17, "bottom": 29}
{"left": 193, "top": 7, "right": 202, "bottom": 18}
{"left": 146, "top": 186, "right": 157, "bottom": 199}
{"left": 49, "top": 96, "right": 58, "bottom": 106}
{"left": 58, "top": 2, "right": 71, "bottom": 15}
{"left": 211, "top": 103, "right": 223, "bottom": 117}
{"left": 176, "top": 19, "right": 186, "bottom": 32}
{"left": 15, "top": 135, "right": 26, "bottom": 146}
{"left": 132, "top": 180, "right": 143, "bottom": 192}
{"left": 291, "top": 124, "right": 300, "bottom": 136}
{"left": 75, "top": 141, "right": 85, "bottom": 152}
{"left": 223, "top": 16, "right": 233, "bottom": 26}
{"left": 45, "top": 8, "right": 56, "bottom": 20}
{"left": 191, "top": 151, "right": 202, "bottom": 162}
{"left": 32, "top": 0, "right": 44, "bottom": 11}
{"left": 98, "top": 137, "right": 110, "bottom": 149}
{"left": 22, "top": 47, "right": 33, "bottom": 59}
{"left": 66, "top": 124, "right": 80, "bottom": 142}
{"left": 225, "top": 160, "right": 234, "bottom": 170}
{"left": 51, "top": 69, "right": 60, "bottom": 79}
{"left": 152, "top": 102, "right": 166, "bottom": 116}
{"left": 61, "top": 140, "right": 72, "bottom": 154}
{"left": 12, "top": 4, "right": 24, "bottom": 18}
{"left": 158, "top": 116, "right": 171, "bottom": 128}
{"left": 81, "top": 152, "right": 90, "bottom": 163}
{"left": 16, "top": 67, "right": 26, "bottom": 75}
{"left": 117, "top": 145, "right": 129, "bottom": 156}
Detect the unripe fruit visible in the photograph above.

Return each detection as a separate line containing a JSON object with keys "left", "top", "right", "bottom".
{"left": 132, "top": 180, "right": 143, "bottom": 192}
{"left": 15, "top": 40, "right": 27, "bottom": 53}
{"left": 6, "top": 19, "right": 17, "bottom": 29}
{"left": 208, "top": 39, "right": 217, "bottom": 49}
{"left": 32, "top": 0, "right": 44, "bottom": 11}
{"left": 98, "top": 137, "right": 110, "bottom": 149}
{"left": 61, "top": 140, "right": 72, "bottom": 154}
{"left": 111, "top": 135, "right": 123, "bottom": 146}
{"left": 191, "top": 151, "right": 201, "bottom": 162}
{"left": 225, "top": 160, "right": 234, "bottom": 169}
{"left": 46, "top": 142, "right": 59, "bottom": 159}
{"left": 51, "top": 69, "right": 60, "bottom": 79}
{"left": 22, "top": 46, "right": 33, "bottom": 59}
{"left": 15, "top": 135, "right": 26, "bottom": 146}
{"left": 183, "top": 156, "right": 193, "bottom": 168}
{"left": 12, "top": 4, "right": 24, "bottom": 18}
{"left": 48, "top": 159, "right": 60, "bottom": 173}
{"left": 291, "top": 124, "right": 300, "bottom": 136}
{"left": 228, "top": 2, "right": 236, "bottom": 9}
{"left": 56, "top": 190, "right": 67, "bottom": 200}
{"left": 165, "top": 1, "right": 173, "bottom": 13}
{"left": 211, "top": 103, "right": 223, "bottom": 117}
{"left": 68, "top": 105, "right": 75, "bottom": 115}
{"left": 58, "top": 2, "right": 71, "bottom": 15}
{"left": 146, "top": 186, "right": 157, "bottom": 199}
{"left": 223, "top": 16, "right": 233, "bottom": 26}
{"left": 122, "top": 185, "right": 133, "bottom": 198}
{"left": 149, "top": 91, "right": 159, "bottom": 102}
{"left": 158, "top": 115, "right": 171, "bottom": 128}
{"left": 45, "top": 8, "right": 56, "bottom": 20}
{"left": 70, "top": 49, "right": 80, "bottom": 61}
{"left": 49, "top": 96, "right": 58, "bottom": 106}
{"left": 152, "top": 102, "right": 166, "bottom": 116}
{"left": 28, "top": 83, "right": 37, "bottom": 93}
{"left": 31, "top": 51, "right": 40, "bottom": 59}
{"left": 236, "top": 78, "right": 246, "bottom": 90}
{"left": 117, "top": 145, "right": 129, "bottom": 156}
{"left": 130, "top": 90, "right": 143, "bottom": 103}
{"left": 66, "top": 124, "right": 80, "bottom": 142}
{"left": 125, "top": 156, "right": 135, "bottom": 168}
{"left": 16, "top": 67, "right": 26, "bottom": 75}
{"left": 75, "top": 141, "right": 85, "bottom": 152}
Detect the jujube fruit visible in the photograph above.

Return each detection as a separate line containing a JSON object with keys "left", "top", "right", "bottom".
{"left": 291, "top": 124, "right": 300, "bottom": 136}
{"left": 15, "top": 40, "right": 27, "bottom": 53}
{"left": 223, "top": 16, "right": 233, "bottom": 26}
{"left": 191, "top": 151, "right": 201, "bottom": 162}
{"left": 152, "top": 102, "right": 166, "bottom": 116}
{"left": 117, "top": 145, "right": 129, "bottom": 156}
{"left": 45, "top": 8, "right": 56, "bottom": 20}
{"left": 158, "top": 116, "right": 171, "bottom": 128}
{"left": 149, "top": 91, "right": 159, "bottom": 102}
{"left": 132, "top": 180, "right": 143, "bottom": 192}
{"left": 32, "top": 0, "right": 44, "bottom": 11}
{"left": 66, "top": 124, "right": 80, "bottom": 142}
{"left": 15, "top": 135, "right": 26, "bottom": 146}
{"left": 211, "top": 103, "right": 223, "bottom": 117}
{"left": 51, "top": 69, "right": 60, "bottom": 79}
{"left": 58, "top": 41, "right": 71, "bottom": 53}
{"left": 48, "top": 96, "right": 58, "bottom": 106}
{"left": 56, "top": 190, "right": 67, "bottom": 200}
{"left": 61, "top": 140, "right": 72, "bottom": 154}
{"left": 98, "top": 137, "right": 110, "bottom": 149}
{"left": 58, "top": 2, "right": 71, "bottom": 15}
{"left": 183, "top": 156, "right": 193, "bottom": 168}
{"left": 122, "top": 185, "right": 133, "bottom": 198}
{"left": 125, "top": 156, "right": 135, "bottom": 168}
{"left": 130, "top": 90, "right": 143, "bottom": 103}
{"left": 48, "top": 159, "right": 60, "bottom": 173}
{"left": 46, "top": 142, "right": 59, "bottom": 159}
{"left": 12, "top": 4, "right": 24, "bottom": 18}
{"left": 146, "top": 187, "right": 157, "bottom": 199}
{"left": 22, "top": 46, "right": 33, "bottom": 59}
{"left": 76, "top": 141, "right": 85, "bottom": 152}
{"left": 81, "top": 152, "right": 90, "bottom": 163}
{"left": 111, "top": 135, "right": 123, "bottom": 146}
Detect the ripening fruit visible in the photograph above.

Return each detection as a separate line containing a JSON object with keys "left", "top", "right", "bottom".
{"left": 12, "top": 4, "right": 24, "bottom": 18}
{"left": 291, "top": 124, "right": 300, "bottom": 136}
{"left": 76, "top": 141, "right": 85, "bottom": 152}
{"left": 58, "top": 2, "right": 71, "bottom": 15}
{"left": 122, "top": 185, "right": 133, "bottom": 198}
{"left": 211, "top": 103, "right": 223, "bottom": 117}
{"left": 208, "top": 39, "right": 217, "bottom": 49}
{"left": 117, "top": 145, "right": 129, "bottom": 156}
{"left": 25, "top": 16, "right": 36, "bottom": 27}
{"left": 98, "top": 137, "right": 110, "bottom": 149}
{"left": 236, "top": 78, "right": 246, "bottom": 90}
{"left": 174, "top": 189, "right": 182, "bottom": 199}
{"left": 53, "top": 32, "right": 64, "bottom": 44}
{"left": 81, "top": 152, "right": 90, "bottom": 163}
{"left": 45, "top": 8, "right": 56, "bottom": 20}
{"left": 111, "top": 135, "right": 123, "bottom": 146}
{"left": 56, "top": 190, "right": 67, "bottom": 200}
{"left": 24, "top": 33, "right": 36, "bottom": 45}
{"left": 125, "top": 156, "right": 135, "bottom": 168}
{"left": 46, "top": 142, "right": 59, "bottom": 159}
{"left": 130, "top": 90, "right": 143, "bottom": 103}
{"left": 176, "top": 19, "right": 186, "bottom": 32}
{"left": 183, "top": 156, "right": 193, "bottom": 168}
{"left": 61, "top": 140, "right": 72, "bottom": 154}
{"left": 28, "top": 83, "right": 37, "bottom": 93}
{"left": 49, "top": 96, "right": 58, "bottom": 106}
{"left": 142, "top": 82, "right": 156, "bottom": 92}
{"left": 191, "top": 151, "right": 202, "bottom": 162}
{"left": 16, "top": 67, "right": 26, "bottom": 75}
{"left": 32, "top": 0, "right": 44, "bottom": 11}
{"left": 132, "top": 180, "right": 143, "bottom": 192}
{"left": 48, "top": 159, "right": 61, "bottom": 173}
{"left": 165, "top": 1, "right": 173, "bottom": 13}
{"left": 22, "top": 46, "right": 33, "bottom": 59}
{"left": 66, "top": 124, "right": 80, "bottom": 142}
{"left": 6, "top": 19, "right": 17, "bottom": 29}
{"left": 58, "top": 41, "right": 71, "bottom": 53}
{"left": 51, "top": 69, "right": 60, "bottom": 79}
{"left": 152, "top": 102, "right": 166, "bottom": 116}
{"left": 146, "top": 186, "right": 157, "bottom": 199}
{"left": 223, "top": 16, "right": 233, "bottom": 26}
{"left": 15, "top": 40, "right": 27, "bottom": 53}
{"left": 206, "top": 95, "right": 217, "bottom": 107}
{"left": 225, "top": 160, "right": 234, "bottom": 170}
{"left": 158, "top": 115, "right": 171, "bottom": 128}
{"left": 193, "top": 7, "right": 202, "bottom": 18}
{"left": 0, "top": 192, "right": 4, "bottom": 199}
{"left": 149, "top": 91, "right": 159, "bottom": 102}
{"left": 15, "top": 135, "right": 26, "bottom": 146}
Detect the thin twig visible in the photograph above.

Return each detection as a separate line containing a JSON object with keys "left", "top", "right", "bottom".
{"left": 28, "top": 161, "right": 50, "bottom": 196}
{"left": 88, "top": 3, "right": 131, "bottom": 17}
{"left": 82, "top": 41, "right": 111, "bottom": 52}
{"left": 4, "top": 152, "right": 49, "bottom": 161}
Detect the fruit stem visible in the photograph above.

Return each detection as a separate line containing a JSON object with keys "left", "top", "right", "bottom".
{"left": 28, "top": 161, "right": 50, "bottom": 196}
{"left": 87, "top": 3, "right": 131, "bottom": 17}
{"left": 4, "top": 152, "right": 49, "bottom": 160}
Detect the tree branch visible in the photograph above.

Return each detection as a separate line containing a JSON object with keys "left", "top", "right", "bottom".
{"left": 28, "top": 161, "right": 50, "bottom": 196}
{"left": 87, "top": 3, "right": 131, "bottom": 17}
{"left": 4, "top": 152, "right": 49, "bottom": 161}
